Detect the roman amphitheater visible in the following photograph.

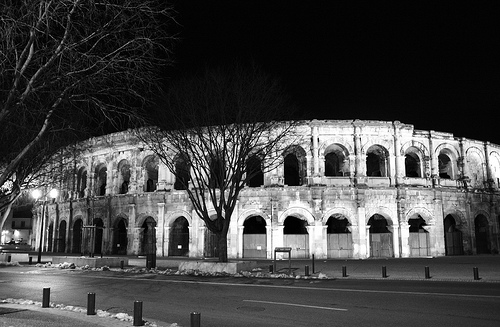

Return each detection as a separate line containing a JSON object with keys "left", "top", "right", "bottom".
{"left": 32, "top": 120, "right": 500, "bottom": 259}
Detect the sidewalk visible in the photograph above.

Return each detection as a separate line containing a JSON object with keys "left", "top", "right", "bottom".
{"left": 2, "top": 254, "right": 499, "bottom": 326}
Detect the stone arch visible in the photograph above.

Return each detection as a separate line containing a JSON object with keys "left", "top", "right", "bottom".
{"left": 400, "top": 140, "right": 429, "bottom": 157}
{"left": 366, "top": 144, "right": 390, "bottom": 177}
{"left": 112, "top": 216, "right": 128, "bottom": 255}
{"left": 323, "top": 143, "right": 350, "bottom": 177}
{"left": 443, "top": 210, "right": 467, "bottom": 227}
{"left": 139, "top": 216, "right": 156, "bottom": 256}
{"left": 367, "top": 212, "right": 394, "bottom": 257}
{"left": 135, "top": 213, "right": 158, "bottom": 228}
{"left": 443, "top": 212, "right": 465, "bottom": 256}
{"left": 322, "top": 207, "right": 355, "bottom": 226}
{"left": 278, "top": 207, "right": 315, "bottom": 225}
{"left": 173, "top": 153, "right": 190, "bottom": 190}
{"left": 76, "top": 166, "right": 88, "bottom": 198}
{"left": 465, "top": 147, "right": 486, "bottom": 188}
{"left": 168, "top": 216, "right": 190, "bottom": 256}
{"left": 238, "top": 209, "right": 271, "bottom": 227}
{"left": 365, "top": 207, "right": 394, "bottom": 226}
{"left": 166, "top": 210, "right": 193, "bottom": 227}
{"left": 117, "top": 159, "right": 131, "bottom": 194}
{"left": 94, "top": 162, "right": 108, "bottom": 196}
{"left": 142, "top": 155, "right": 159, "bottom": 192}
{"left": 489, "top": 151, "right": 500, "bottom": 188}
{"left": 246, "top": 154, "right": 264, "bottom": 187}
{"left": 283, "top": 145, "right": 307, "bottom": 186}
{"left": 319, "top": 139, "right": 354, "bottom": 155}
{"left": 72, "top": 217, "right": 83, "bottom": 254}
{"left": 405, "top": 207, "right": 434, "bottom": 224}
{"left": 404, "top": 146, "right": 426, "bottom": 178}
{"left": 474, "top": 212, "right": 491, "bottom": 254}
{"left": 435, "top": 143, "right": 460, "bottom": 179}
{"left": 57, "top": 220, "right": 67, "bottom": 253}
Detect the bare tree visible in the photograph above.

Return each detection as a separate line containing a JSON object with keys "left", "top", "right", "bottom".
{"left": 0, "top": 0, "right": 177, "bottom": 212}
{"left": 136, "top": 62, "right": 299, "bottom": 262}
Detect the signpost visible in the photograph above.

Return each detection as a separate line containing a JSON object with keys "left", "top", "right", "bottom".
{"left": 273, "top": 247, "right": 292, "bottom": 274}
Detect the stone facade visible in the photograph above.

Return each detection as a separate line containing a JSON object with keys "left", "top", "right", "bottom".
{"left": 32, "top": 120, "right": 500, "bottom": 259}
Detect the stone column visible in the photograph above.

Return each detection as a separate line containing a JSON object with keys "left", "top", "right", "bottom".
{"left": 157, "top": 203, "right": 166, "bottom": 257}
{"left": 237, "top": 226, "right": 244, "bottom": 258}
{"left": 399, "top": 223, "right": 410, "bottom": 258}
{"left": 312, "top": 125, "right": 320, "bottom": 176}
{"left": 106, "top": 161, "right": 113, "bottom": 195}
{"left": 266, "top": 225, "right": 272, "bottom": 259}
{"left": 357, "top": 205, "right": 368, "bottom": 258}
{"left": 391, "top": 225, "right": 400, "bottom": 258}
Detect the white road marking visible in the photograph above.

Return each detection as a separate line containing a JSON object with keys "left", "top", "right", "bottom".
{"left": 243, "top": 299, "right": 348, "bottom": 311}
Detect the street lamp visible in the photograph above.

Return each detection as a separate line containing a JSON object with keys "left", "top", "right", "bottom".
{"left": 32, "top": 188, "right": 58, "bottom": 264}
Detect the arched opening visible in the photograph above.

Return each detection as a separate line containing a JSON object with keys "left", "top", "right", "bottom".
{"left": 444, "top": 215, "right": 463, "bottom": 255}
{"left": 246, "top": 155, "right": 264, "bottom": 187}
{"left": 76, "top": 167, "right": 87, "bottom": 198}
{"left": 366, "top": 145, "right": 389, "bottom": 177}
{"left": 93, "top": 218, "right": 104, "bottom": 255}
{"left": 242, "top": 216, "right": 267, "bottom": 258}
{"left": 143, "top": 156, "right": 158, "bottom": 192}
{"left": 113, "top": 219, "right": 128, "bottom": 255}
{"left": 117, "top": 159, "right": 131, "bottom": 194}
{"left": 326, "top": 215, "right": 353, "bottom": 258}
{"left": 140, "top": 217, "right": 156, "bottom": 256}
{"left": 72, "top": 219, "right": 83, "bottom": 254}
{"left": 94, "top": 164, "right": 107, "bottom": 196}
{"left": 368, "top": 214, "right": 393, "bottom": 257}
{"left": 438, "top": 152, "right": 455, "bottom": 179}
{"left": 405, "top": 151, "right": 421, "bottom": 177}
{"left": 47, "top": 222, "right": 54, "bottom": 252}
{"left": 408, "top": 215, "right": 429, "bottom": 256}
{"left": 169, "top": 217, "right": 189, "bottom": 256}
{"left": 174, "top": 155, "right": 190, "bottom": 190}
{"left": 467, "top": 152, "right": 485, "bottom": 189}
{"left": 283, "top": 146, "right": 306, "bottom": 186}
{"left": 283, "top": 216, "right": 309, "bottom": 258}
{"left": 475, "top": 215, "right": 490, "bottom": 254}
{"left": 58, "top": 220, "right": 66, "bottom": 253}
{"left": 324, "top": 144, "right": 349, "bottom": 177}
{"left": 209, "top": 156, "right": 225, "bottom": 189}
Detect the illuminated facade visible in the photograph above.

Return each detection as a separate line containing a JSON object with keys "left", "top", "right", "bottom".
{"left": 31, "top": 120, "right": 500, "bottom": 259}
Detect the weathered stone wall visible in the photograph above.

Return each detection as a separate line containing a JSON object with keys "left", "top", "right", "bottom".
{"left": 32, "top": 120, "right": 500, "bottom": 259}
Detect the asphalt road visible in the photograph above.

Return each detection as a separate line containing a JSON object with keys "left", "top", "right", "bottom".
{"left": 1, "top": 267, "right": 499, "bottom": 327}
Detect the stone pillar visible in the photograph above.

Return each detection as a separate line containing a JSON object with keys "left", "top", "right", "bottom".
{"left": 312, "top": 125, "right": 320, "bottom": 176}
{"left": 390, "top": 225, "right": 400, "bottom": 258}
{"left": 428, "top": 132, "right": 438, "bottom": 186}
{"left": 127, "top": 204, "right": 137, "bottom": 255}
{"left": 106, "top": 161, "right": 113, "bottom": 195}
{"left": 157, "top": 161, "right": 170, "bottom": 190}
{"left": 266, "top": 225, "right": 272, "bottom": 259}
{"left": 237, "top": 226, "right": 244, "bottom": 258}
{"left": 357, "top": 205, "right": 367, "bottom": 258}
{"left": 399, "top": 223, "right": 410, "bottom": 258}
{"left": 157, "top": 203, "right": 166, "bottom": 257}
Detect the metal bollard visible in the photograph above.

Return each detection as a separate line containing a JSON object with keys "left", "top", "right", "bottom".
{"left": 133, "top": 301, "right": 143, "bottom": 326}
{"left": 425, "top": 266, "right": 431, "bottom": 279}
{"left": 42, "top": 288, "right": 50, "bottom": 308}
{"left": 120, "top": 260, "right": 124, "bottom": 269}
{"left": 305, "top": 265, "right": 309, "bottom": 276}
{"left": 473, "top": 267, "right": 480, "bottom": 280}
{"left": 87, "top": 292, "right": 96, "bottom": 315}
{"left": 190, "top": 312, "right": 201, "bottom": 327}
{"left": 269, "top": 264, "right": 273, "bottom": 273}
{"left": 342, "top": 266, "right": 347, "bottom": 277}
{"left": 382, "top": 266, "right": 387, "bottom": 278}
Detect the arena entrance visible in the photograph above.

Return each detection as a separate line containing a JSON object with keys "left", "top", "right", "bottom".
{"left": 204, "top": 228, "right": 219, "bottom": 258}
{"left": 47, "top": 222, "right": 54, "bottom": 252}
{"left": 326, "top": 214, "right": 353, "bottom": 258}
{"left": 72, "top": 218, "right": 83, "bottom": 254}
{"left": 58, "top": 221, "right": 66, "bottom": 253}
{"left": 444, "top": 215, "right": 463, "bottom": 255}
{"left": 169, "top": 217, "right": 189, "bottom": 256}
{"left": 140, "top": 217, "right": 156, "bottom": 256}
{"left": 408, "top": 215, "right": 429, "bottom": 256}
{"left": 368, "top": 214, "right": 393, "bottom": 257}
{"left": 113, "top": 219, "right": 128, "bottom": 255}
{"left": 242, "top": 216, "right": 267, "bottom": 258}
{"left": 283, "top": 216, "right": 309, "bottom": 258}
{"left": 475, "top": 215, "right": 490, "bottom": 254}
{"left": 93, "top": 218, "right": 104, "bottom": 255}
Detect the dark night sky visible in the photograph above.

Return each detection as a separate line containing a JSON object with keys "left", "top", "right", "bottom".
{"left": 169, "top": 1, "right": 500, "bottom": 144}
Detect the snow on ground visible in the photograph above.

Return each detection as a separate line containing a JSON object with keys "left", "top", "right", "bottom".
{"left": 0, "top": 298, "right": 179, "bottom": 327}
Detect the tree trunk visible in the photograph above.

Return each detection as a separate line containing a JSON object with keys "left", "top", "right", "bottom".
{"left": 217, "top": 232, "right": 228, "bottom": 262}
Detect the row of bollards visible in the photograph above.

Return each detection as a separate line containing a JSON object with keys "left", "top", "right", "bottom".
{"left": 39, "top": 288, "right": 203, "bottom": 326}
{"left": 338, "top": 266, "right": 481, "bottom": 280}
